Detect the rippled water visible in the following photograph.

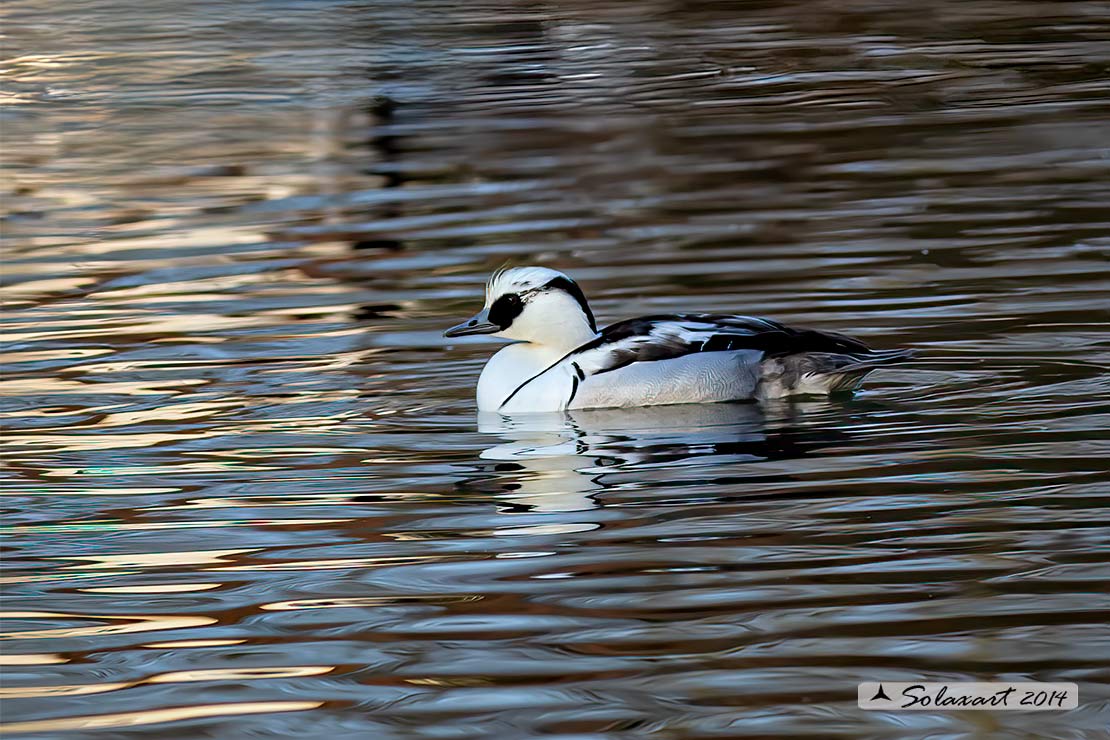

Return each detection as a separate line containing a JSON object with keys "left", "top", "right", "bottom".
{"left": 3, "top": 0, "right": 1110, "bottom": 736}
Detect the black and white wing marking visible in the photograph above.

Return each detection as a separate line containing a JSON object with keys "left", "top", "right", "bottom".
{"left": 495, "top": 313, "right": 896, "bottom": 411}
{"left": 569, "top": 314, "right": 874, "bottom": 376}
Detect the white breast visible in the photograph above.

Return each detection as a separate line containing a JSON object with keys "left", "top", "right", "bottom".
{"left": 476, "top": 343, "right": 569, "bottom": 412}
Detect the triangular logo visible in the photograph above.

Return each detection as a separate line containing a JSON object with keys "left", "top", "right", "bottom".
{"left": 870, "top": 684, "right": 892, "bottom": 701}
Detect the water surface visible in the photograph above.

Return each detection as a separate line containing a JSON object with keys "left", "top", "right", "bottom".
{"left": 3, "top": 0, "right": 1110, "bottom": 737}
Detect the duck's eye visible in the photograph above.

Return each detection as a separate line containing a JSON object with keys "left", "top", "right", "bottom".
{"left": 488, "top": 293, "right": 523, "bottom": 329}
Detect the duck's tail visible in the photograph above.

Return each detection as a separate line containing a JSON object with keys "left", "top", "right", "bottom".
{"left": 759, "top": 348, "right": 916, "bottom": 398}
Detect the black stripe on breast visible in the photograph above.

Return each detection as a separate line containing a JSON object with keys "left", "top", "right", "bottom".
{"left": 498, "top": 362, "right": 580, "bottom": 411}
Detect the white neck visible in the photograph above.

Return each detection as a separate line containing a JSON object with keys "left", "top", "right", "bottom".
{"left": 527, "top": 313, "right": 598, "bottom": 355}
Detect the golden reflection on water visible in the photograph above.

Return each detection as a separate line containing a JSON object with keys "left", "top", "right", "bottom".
{"left": 0, "top": 611, "right": 217, "bottom": 641}
{"left": 261, "top": 595, "right": 483, "bottom": 611}
{"left": 5, "top": 431, "right": 216, "bottom": 452}
{"left": 0, "top": 701, "right": 324, "bottom": 734}
{"left": 150, "top": 666, "right": 334, "bottom": 682}
{"left": 12, "top": 518, "right": 347, "bottom": 534}
{"left": 142, "top": 638, "right": 247, "bottom": 648}
{"left": 0, "top": 378, "right": 206, "bottom": 397}
{"left": 0, "top": 572, "right": 135, "bottom": 585}
{"left": 45, "top": 464, "right": 266, "bottom": 476}
{"left": 0, "top": 276, "right": 100, "bottom": 298}
{"left": 160, "top": 492, "right": 431, "bottom": 510}
{"left": 0, "top": 682, "right": 131, "bottom": 699}
{"left": 0, "top": 488, "right": 180, "bottom": 496}
{"left": 78, "top": 583, "right": 222, "bottom": 594}
{"left": 4, "top": 0, "right": 1109, "bottom": 736}
{"left": 404, "top": 677, "right": 497, "bottom": 688}
{"left": 0, "top": 654, "right": 69, "bottom": 666}
{"left": 211, "top": 554, "right": 466, "bottom": 572}
{"left": 51, "top": 549, "right": 258, "bottom": 569}
{"left": 0, "top": 666, "right": 334, "bottom": 700}
{"left": 66, "top": 401, "right": 243, "bottom": 428}
{"left": 2, "top": 314, "right": 279, "bottom": 343}
{"left": 0, "top": 348, "right": 112, "bottom": 364}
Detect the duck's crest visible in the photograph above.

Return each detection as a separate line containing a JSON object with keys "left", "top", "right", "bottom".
{"left": 486, "top": 265, "right": 568, "bottom": 300}
{"left": 486, "top": 262, "right": 513, "bottom": 301}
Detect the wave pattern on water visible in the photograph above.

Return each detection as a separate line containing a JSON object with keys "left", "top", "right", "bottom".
{"left": 3, "top": 0, "right": 1110, "bottom": 737}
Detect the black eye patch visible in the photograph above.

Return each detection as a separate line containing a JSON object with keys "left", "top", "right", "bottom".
{"left": 488, "top": 293, "right": 523, "bottom": 329}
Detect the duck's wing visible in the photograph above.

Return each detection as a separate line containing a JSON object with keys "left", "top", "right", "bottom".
{"left": 568, "top": 313, "right": 875, "bottom": 376}
{"left": 498, "top": 314, "right": 910, "bottom": 411}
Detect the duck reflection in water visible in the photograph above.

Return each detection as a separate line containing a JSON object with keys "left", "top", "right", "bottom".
{"left": 459, "top": 401, "right": 853, "bottom": 513}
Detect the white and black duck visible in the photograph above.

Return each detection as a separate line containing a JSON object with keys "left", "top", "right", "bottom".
{"left": 445, "top": 266, "right": 914, "bottom": 413}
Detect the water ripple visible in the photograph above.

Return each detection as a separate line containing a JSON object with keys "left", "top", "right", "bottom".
{"left": 3, "top": 0, "right": 1109, "bottom": 736}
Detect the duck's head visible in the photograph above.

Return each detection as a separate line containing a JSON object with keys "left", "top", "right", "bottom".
{"left": 444, "top": 266, "right": 598, "bottom": 348}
